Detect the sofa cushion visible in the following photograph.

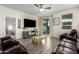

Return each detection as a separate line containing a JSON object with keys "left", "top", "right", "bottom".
{"left": 63, "top": 47, "right": 77, "bottom": 54}
{"left": 62, "top": 39, "right": 76, "bottom": 45}
{"left": 64, "top": 42, "right": 77, "bottom": 51}
{"left": 2, "top": 39, "right": 18, "bottom": 51}
{"left": 3, "top": 45, "right": 28, "bottom": 54}
{"left": 3, "top": 45, "right": 22, "bottom": 54}
{"left": 56, "top": 46, "right": 77, "bottom": 54}
{"left": 59, "top": 41, "right": 77, "bottom": 50}
{"left": 66, "top": 36, "right": 77, "bottom": 42}
{"left": 0, "top": 36, "right": 11, "bottom": 41}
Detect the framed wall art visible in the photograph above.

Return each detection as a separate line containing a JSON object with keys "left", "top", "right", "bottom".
{"left": 53, "top": 17, "right": 60, "bottom": 25}
{"left": 18, "top": 19, "right": 21, "bottom": 28}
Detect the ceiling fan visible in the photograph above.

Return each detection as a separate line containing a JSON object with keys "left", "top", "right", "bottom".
{"left": 34, "top": 4, "right": 52, "bottom": 11}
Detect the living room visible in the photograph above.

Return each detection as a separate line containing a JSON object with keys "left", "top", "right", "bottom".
{"left": 0, "top": 4, "right": 79, "bottom": 54}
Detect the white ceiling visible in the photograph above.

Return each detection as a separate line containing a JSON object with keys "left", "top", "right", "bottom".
{"left": 0, "top": 4, "right": 79, "bottom": 16}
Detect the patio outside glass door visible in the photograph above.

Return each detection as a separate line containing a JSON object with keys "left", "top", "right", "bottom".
{"left": 42, "top": 18, "right": 49, "bottom": 34}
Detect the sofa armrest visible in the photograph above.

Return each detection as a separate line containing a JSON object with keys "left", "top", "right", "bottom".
{"left": 0, "top": 36, "right": 11, "bottom": 41}
{"left": 51, "top": 52, "right": 56, "bottom": 54}
{"left": 0, "top": 51, "right": 3, "bottom": 54}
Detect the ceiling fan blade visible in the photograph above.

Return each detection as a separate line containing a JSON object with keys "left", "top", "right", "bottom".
{"left": 34, "top": 4, "right": 39, "bottom": 8}
{"left": 44, "top": 7, "right": 51, "bottom": 9}
{"left": 40, "top": 4, "right": 42, "bottom": 8}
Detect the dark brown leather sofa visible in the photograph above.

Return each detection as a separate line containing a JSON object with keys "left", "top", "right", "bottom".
{"left": 52, "top": 36, "right": 78, "bottom": 54}
{"left": 60, "top": 33, "right": 68, "bottom": 41}
{"left": 0, "top": 36, "right": 28, "bottom": 54}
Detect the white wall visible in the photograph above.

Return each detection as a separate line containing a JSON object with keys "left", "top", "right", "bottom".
{"left": 49, "top": 8, "right": 79, "bottom": 38}
{"left": 32, "top": 8, "right": 79, "bottom": 39}
{"left": 49, "top": 16, "right": 54, "bottom": 37}
{"left": 36, "top": 16, "right": 43, "bottom": 34}
{"left": 0, "top": 5, "right": 37, "bottom": 39}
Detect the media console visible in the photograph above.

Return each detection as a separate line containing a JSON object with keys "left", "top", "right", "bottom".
{"left": 22, "top": 29, "right": 37, "bottom": 39}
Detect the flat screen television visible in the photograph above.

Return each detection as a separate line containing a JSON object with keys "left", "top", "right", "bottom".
{"left": 24, "top": 19, "right": 36, "bottom": 27}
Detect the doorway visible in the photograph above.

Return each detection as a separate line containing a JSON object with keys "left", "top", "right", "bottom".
{"left": 42, "top": 18, "right": 50, "bottom": 35}
{"left": 5, "top": 17, "right": 16, "bottom": 38}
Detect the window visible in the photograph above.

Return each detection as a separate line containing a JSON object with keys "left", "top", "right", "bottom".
{"left": 62, "top": 14, "right": 72, "bottom": 29}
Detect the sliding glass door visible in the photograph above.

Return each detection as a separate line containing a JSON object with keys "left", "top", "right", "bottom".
{"left": 42, "top": 18, "right": 50, "bottom": 34}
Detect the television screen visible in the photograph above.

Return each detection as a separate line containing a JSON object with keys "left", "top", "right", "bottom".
{"left": 24, "top": 19, "right": 36, "bottom": 27}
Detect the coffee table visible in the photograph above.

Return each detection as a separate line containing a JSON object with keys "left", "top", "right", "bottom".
{"left": 32, "top": 35, "right": 46, "bottom": 45}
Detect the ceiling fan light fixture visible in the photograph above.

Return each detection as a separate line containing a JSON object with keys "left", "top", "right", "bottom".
{"left": 40, "top": 8, "right": 44, "bottom": 11}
